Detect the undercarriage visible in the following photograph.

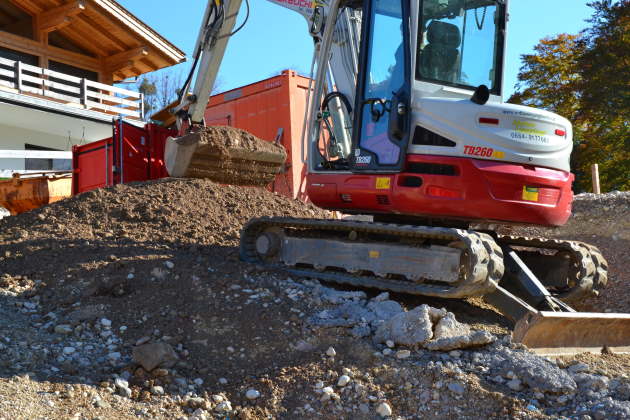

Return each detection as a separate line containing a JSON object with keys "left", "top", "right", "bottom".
{"left": 241, "top": 217, "right": 630, "bottom": 355}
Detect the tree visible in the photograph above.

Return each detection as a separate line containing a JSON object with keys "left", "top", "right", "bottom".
{"left": 136, "top": 69, "right": 184, "bottom": 121}
{"left": 509, "top": 0, "right": 629, "bottom": 192}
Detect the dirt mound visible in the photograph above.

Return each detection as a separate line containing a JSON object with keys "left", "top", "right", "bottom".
{"left": 0, "top": 183, "right": 629, "bottom": 419}
{"left": 0, "top": 178, "right": 322, "bottom": 246}
{"left": 506, "top": 191, "right": 630, "bottom": 313}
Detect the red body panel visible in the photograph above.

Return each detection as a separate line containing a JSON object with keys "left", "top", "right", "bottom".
{"left": 307, "top": 155, "right": 574, "bottom": 227}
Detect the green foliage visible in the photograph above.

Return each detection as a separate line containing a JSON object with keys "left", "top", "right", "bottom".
{"left": 509, "top": 0, "right": 629, "bottom": 192}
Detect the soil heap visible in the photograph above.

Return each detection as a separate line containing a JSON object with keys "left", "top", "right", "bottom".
{"left": 0, "top": 182, "right": 628, "bottom": 419}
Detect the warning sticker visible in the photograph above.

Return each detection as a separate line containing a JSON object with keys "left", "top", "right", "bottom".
{"left": 369, "top": 251, "right": 380, "bottom": 259}
{"left": 522, "top": 186, "right": 540, "bottom": 202}
{"left": 376, "top": 177, "right": 391, "bottom": 190}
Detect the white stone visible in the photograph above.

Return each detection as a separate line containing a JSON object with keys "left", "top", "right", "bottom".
{"left": 100, "top": 318, "right": 112, "bottom": 328}
{"left": 211, "top": 395, "right": 224, "bottom": 403}
{"left": 165, "top": 261, "right": 175, "bottom": 269}
{"left": 193, "top": 378, "right": 204, "bottom": 386}
{"left": 314, "top": 381, "right": 324, "bottom": 389}
{"left": 63, "top": 347, "right": 76, "bottom": 355}
{"left": 396, "top": 350, "right": 411, "bottom": 359}
{"left": 326, "top": 347, "right": 336, "bottom": 357}
{"left": 150, "top": 386, "right": 165, "bottom": 395}
{"left": 114, "top": 378, "right": 129, "bottom": 389}
{"left": 322, "top": 386, "right": 334, "bottom": 395}
{"left": 214, "top": 401, "right": 232, "bottom": 412}
{"left": 507, "top": 379, "right": 523, "bottom": 391}
{"left": 386, "top": 340, "right": 395, "bottom": 348}
{"left": 337, "top": 375, "right": 351, "bottom": 387}
{"left": 54, "top": 325, "right": 73, "bottom": 335}
{"left": 376, "top": 402, "right": 393, "bottom": 417}
{"left": 218, "top": 378, "right": 228, "bottom": 385}
{"left": 245, "top": 389, "right": 260, "bottom": 400}
{"left": 382, "top": 348, "right": 393, "bottom": 356}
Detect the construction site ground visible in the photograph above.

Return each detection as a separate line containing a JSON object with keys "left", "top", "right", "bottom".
{"left": 0, "top": 179, "right": 628, "bottom": 420}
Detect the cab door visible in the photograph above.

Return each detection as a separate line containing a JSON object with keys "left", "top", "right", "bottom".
{"left": 351, "top": 0, "right": 411, "bottom": 173}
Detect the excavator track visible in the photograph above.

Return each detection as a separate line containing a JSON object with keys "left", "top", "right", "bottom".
{"left": 496, "top": 235, "right": 607, "bottom": 304}
{"left": 241, "top": 217, "right": 504, "bottom": 299}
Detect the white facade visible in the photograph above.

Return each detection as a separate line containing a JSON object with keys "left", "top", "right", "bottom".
{"left": 0, "top": 92, "right": 119, "bottom": 177}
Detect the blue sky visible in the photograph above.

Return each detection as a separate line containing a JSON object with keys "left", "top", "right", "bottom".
{"left": 119, "top": 0, "right": 595, "bottom": 99}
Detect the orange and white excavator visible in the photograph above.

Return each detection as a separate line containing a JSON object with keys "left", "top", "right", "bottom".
{"left": 164, "top": 0, "right": 630, "bottom": 355}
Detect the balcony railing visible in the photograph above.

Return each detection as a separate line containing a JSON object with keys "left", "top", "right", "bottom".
{"left": 0, "top": 57, "right": 144, "bottom": 119}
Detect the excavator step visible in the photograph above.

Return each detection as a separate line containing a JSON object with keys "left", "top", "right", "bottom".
{"left": 165, "top": 126, "right": 287, "bottom": 187}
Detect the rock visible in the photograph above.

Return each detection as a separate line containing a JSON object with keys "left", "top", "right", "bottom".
{"left": 374, "top": 305, "right": 439, "bottom": 347}
{"left": 54, "top": 325, "right": 73, "bottom": 335}
{"left": 507, "top": 379, "right": 523, "bottom": 391}
{"left": 376, "top": 402, "right": 393, "bottom": 417}
{"left": 245, "top": 389, "right": 260, "bottom": 400}
{"left": 133, "top": 342, "right": 178, "bottom": 371}
{"left": 499, "top": 348, "right": 577, "bottom": 394}
{"left": 386, "top": 340, "right": 395, "bottom": 348}
{"left": 135, "top": 336, "right": 151, "bottom": 346}
{"left": 367, "top": 300, "right": 404, "bottom": 320}
{"left": 326, "top": 347, "right": 336, "bottom": 357}
{"left": 215, "top": 401, "right": 232, "bottom": 412}
{"left": 100, "top": 318, "right": 112, "bottom": 328}
{"left": 114, "top": 378, "right": 129, "bottom": 389}
{"left": 373, "top": 292, "right": 390, "bottom": 302}
{"left": 448, "top": 382, "right": 465, "bottom": 395}
{"left": 150, "top": 385, "right": 165, "bottom": 395}
{"left": 337, "top": 375, "right": 351, "bottom": 387}
{"left": 568, "top": 362, "right": 590, "bottom": 374}
{"left": 396, "top": 350, "right": 411, "bottom": 359}
{"left": 193, "top": 378, "right": 204, "bottom": 386}
{"left": 188, "top": 397, "right": 211, "bottom": 409}
{"left": 425, "top": 330, "right": 495, "bottom": 351}
{"left": 165, "top": 261, "right": 175, "bottom": 269}
{"left": 218, "top": 378, "right": 228, "bottom": 385}
{"left": 63, "top": 346, "right": 76, "bottom": 355}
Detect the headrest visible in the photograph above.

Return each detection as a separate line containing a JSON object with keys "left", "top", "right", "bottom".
{"left": 427, "top": 21, "right": 461, "bottom": 48}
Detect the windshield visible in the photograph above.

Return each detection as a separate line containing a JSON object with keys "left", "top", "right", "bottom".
{"left": 416, "top": 0, "right": 504, "bottom": 93}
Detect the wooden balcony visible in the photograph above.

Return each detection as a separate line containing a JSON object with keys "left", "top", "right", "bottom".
{"left": 0, "top": 56, "right": 144, "bottom": 119}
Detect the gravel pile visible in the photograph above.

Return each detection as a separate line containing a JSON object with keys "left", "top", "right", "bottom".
{"left": 507, "top": 191, "right": 630, "bottom": 313}
{"left": 0, "top": 181, "right": 628, "bottom": 419}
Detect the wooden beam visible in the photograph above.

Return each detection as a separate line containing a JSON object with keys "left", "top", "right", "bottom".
{"left": 0, "top": 30, "right": 100, "bottom": 71}
{"left": 38, "top": 1, "right": 87, "bottom": 34}
{"left": 7, "top": 0, "right": 42, "bottom": 15}
{"left": 105, "top": 46, "right": 149, "bottom": 72}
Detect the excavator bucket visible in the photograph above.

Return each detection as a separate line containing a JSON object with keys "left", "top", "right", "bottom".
{"left": 165, "top": 126, "right": 287, "bottom": 187}
{"left": 514, "top": 311, "right": 630, "bottom": 356}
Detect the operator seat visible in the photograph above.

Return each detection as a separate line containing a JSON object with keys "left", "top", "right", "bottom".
{"left": 418, "top": 21, "right": 461, "bottom": 83}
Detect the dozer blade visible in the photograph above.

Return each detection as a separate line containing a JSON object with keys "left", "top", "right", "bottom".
{"left": 514, "top": 311, "right": 630, "bottom": 356}
{"left": 165, "top": 126, "right": 287, "bottom": 187}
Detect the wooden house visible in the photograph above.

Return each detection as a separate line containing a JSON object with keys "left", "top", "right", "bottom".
{"left": 0, "top": 0, "right": 185, "bottom": 177}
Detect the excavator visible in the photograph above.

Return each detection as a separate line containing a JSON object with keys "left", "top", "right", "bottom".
{"left": 164, "top": 0, "right": 630, "bottom": 356}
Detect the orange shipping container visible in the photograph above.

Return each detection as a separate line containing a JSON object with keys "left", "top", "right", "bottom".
{"left": 203, "top": 70, "right": 311, "bottom": 201}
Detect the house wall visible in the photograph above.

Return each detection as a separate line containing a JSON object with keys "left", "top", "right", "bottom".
{"left": 0, "top": 124, "right": 80, "bottom": 171}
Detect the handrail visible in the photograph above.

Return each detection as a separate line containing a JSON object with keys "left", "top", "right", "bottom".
{"left": 0, "top": 58, "right": 144, "bottom": 119}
